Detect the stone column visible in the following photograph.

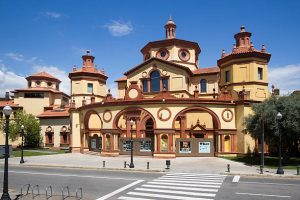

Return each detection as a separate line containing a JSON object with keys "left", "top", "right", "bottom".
{"left": 179, "top": 116, "right": 186, "bottom": 138}
{"left": 157, "top": 134, "right": 161, "bottom": 152}
{"left": 136, "top": 117, "right": 141, "bottom": 138}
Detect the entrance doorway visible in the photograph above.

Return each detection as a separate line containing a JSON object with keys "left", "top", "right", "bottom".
{"left": 89, "top": 134, "right": 102, "bottom": 152}
{"left": 145, "top": 119, "right": 154, "bottom": 152}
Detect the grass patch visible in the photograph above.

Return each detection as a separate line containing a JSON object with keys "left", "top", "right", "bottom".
{"left": 222, "top": 155, "right": 300, "bottom": 170}
{"left": 12, "top": 149, "right": 66, "bottom": 157}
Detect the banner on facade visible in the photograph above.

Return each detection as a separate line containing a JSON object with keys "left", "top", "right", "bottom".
{"left": 199, "top": 141, "right": 210, "bottom": 153}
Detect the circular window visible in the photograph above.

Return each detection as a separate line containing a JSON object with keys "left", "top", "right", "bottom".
{"left": 178, "top": 49, "right": 190, "bottom": 61}
{"left": 156, "top": 48, "right": 169, "bottom": 60}
{"left": 36, "top": 81, "right": 41, "bottom": 86}
{"left": 47, "top": 82, "right": 52, "bottom": 87}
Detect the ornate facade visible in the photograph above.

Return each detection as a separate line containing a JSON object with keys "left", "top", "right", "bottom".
{"left": 69, "top": 17, "right": 271, "bottom": 157}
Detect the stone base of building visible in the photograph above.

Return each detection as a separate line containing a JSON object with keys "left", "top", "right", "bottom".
{"left": 101, "top": 150, "right": 120, "bottom": 157}
{"left": 70, "top": 147, "right": 81, "bottom": 153}
{"left": 153, "top": 152, "right": 176, "bottom": 158}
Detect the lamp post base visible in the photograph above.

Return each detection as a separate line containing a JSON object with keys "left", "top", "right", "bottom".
{"left": 276, "top": 167, "right": 284, "bottom": 174}
{"left": 1, "top": 193, "right": 11, "bottom": 200}
{"left": 129, "top": 163, "right": 134, "bottom": 168}
{"left": 20, "top": 158, "right": 24, "bottom": 164}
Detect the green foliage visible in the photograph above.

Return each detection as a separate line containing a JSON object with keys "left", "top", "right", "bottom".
{"left": 5, "top": 110, "right": 42, "bottom": 147}
{"left": 245, "top": 94, "right": 300, "bottom": 157}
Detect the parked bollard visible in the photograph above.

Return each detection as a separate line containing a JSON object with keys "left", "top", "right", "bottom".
{"left": 260, "top": 165, "right": 263, "bottom": 174}
{"left": 147, "top": 162, "right": 150, "bottom": 169}
{"left": 166, "top": 160, "right": 171, "bottom": 170}
{"left": 103, "top": 161, "right": 105, "bottom": 168}
{"left": 124, "top": 161, "right": 127, "bottom": 168}
{"left": 297, "top": 166, "right": 300, "bottom": 175}
{"left": 227, "top": 164, "right": 230, "bottom": 172}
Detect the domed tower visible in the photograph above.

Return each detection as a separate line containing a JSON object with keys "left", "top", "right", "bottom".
{"left": 141, "top": 17, "right": 201, "bottom": 70}
{"left": 165, "top": 16, "right": 176, "bottom": 39}
{"left": 69, "top": 50, "right": 108, "bottom": 108}
{"left": 217, "top": 26, "right": 271, "bottom": 101}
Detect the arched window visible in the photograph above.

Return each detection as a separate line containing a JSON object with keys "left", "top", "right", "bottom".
{"left": 150, "top": 70, "right": 160, "bottom": 92}
{"left": 200, "top": 79, "right": 207, "bottom": 93}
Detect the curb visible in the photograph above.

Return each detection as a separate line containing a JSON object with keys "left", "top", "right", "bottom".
{"left": 221, "top": 172, "right": 300, "bottom": 179}
{"left": 8, "top": 163, "right": 167, "bottom": 173}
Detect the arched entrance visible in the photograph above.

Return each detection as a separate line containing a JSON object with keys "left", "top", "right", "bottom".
{"left": 172, "top": 106, "right": 221, "bottom": 157}
{"left": 114, "top": 107, "right": 156, "bottom": 156}
{"left": 84, "top": 110, "right": 103, "bottom": 152}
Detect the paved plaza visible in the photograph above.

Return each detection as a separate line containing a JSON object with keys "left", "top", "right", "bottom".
{"left": 2, "top": 153, "right": 298, "bottom": 177}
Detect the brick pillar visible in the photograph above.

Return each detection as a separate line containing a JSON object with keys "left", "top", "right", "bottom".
{"left": 103, "top": 133, "right": 106, "bottom": 150}
{"left": 126, "top": 119, "right": 130, "bottom": 138}
{"left": 136, "top": 117, "right": 141, "bottom": 138}
{"left": 179, "top": 116, "right": 186, "bottom": 138}
{"left": 220, "top": 134, "right": 224, "bottom": 152}
{"left": 157, "top": 134, "right": 161, "bottom": 152}
{"left": 169, "top": 133, "right": 173, "bottom": 152}
{"left": 111, "top": 134, "right": 114, "bottom": 151}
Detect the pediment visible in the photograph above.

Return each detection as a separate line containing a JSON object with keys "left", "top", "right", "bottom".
{"left": 124, "top": 57, "right": 193, "bottom": 77}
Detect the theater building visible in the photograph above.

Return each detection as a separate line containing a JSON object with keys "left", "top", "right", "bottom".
{"left": 69, "top": 17, "right": 271, "bottom": 157}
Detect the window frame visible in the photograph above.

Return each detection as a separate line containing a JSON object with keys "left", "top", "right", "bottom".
{"left": 87, "top": 83, "right": 93, "bottom": 93}
{"left": 200, "top": 79, "right": 207, "bottom": 93}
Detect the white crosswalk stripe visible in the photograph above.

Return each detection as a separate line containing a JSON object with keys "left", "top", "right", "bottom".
{"left": 117, "top": 173, "right": 227, "bottom": 200}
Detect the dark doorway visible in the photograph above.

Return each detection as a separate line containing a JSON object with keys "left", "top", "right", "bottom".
{"left": 89, "top": 134, "right": 101, "bottom": 152}
{"left": 145, "top": 119, "right": 154, "bottom": 152}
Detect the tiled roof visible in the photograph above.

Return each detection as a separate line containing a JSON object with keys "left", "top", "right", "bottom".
{"left": 69, "top": 67, "right": 108, "bottom": 80}
{"left": 115, "top": 76, "right": 127, "bottom": 82}
{"left": 26, "top": 72, "right": 61, "bottom": 83}
{"left": 0, "top": 99, "right": 21, "bottom": 108}
{"left": 193, "top": 67, "right": 220, "bottom": 75}
{"left": 12, "top": 87, "right": 70, "bottom": 97}
{"left": 37, "top": 106, "right": 70, "bottom": 118}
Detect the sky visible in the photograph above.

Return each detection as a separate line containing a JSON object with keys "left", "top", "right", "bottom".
{"left": 0, "top": 0, "right": 300, "bottom": 96}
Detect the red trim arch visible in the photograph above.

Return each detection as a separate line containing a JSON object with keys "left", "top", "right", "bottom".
{"left": 172, "top": 106, "right": 221, "bottom": 129}
{"left": 113, "top": 107, "right": 157, "bottom": 130}
{"left": 83, "top": 110, "right": 103, "bottom": 131}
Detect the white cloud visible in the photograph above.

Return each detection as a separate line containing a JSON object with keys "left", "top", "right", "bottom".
{"left": 269, "top": 64, "right": 300, "bottom": 95}
{"left": 0, "top": 65, "right": 27, "bottom": 97}
{"left": 33, "top": 65, "right": 70, "bottom": 95}
{"left": 5, "top": 53, "right": 25, "bottom": 61}
{"left": 42, "top": 12, "right": 63, "bottom": 19}
{"left": 104, "top": 21, "right": 133, "bottom": 36}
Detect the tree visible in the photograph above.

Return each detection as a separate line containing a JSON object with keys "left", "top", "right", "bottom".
{"left": 2, "top": 110, "right": 42, "bottom": 148}
{"left": 245, "top": 93, "right": 300, "bottom": 157}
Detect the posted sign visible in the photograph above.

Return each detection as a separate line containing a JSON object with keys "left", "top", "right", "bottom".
{"left": 199, "top": 142, "right": 210, "bottom": 153}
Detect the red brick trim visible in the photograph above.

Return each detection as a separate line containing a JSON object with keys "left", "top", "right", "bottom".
{"left": 103, "top": 109, "right": 112, "bottom": 123}
{"left": 156, "top": 48, "right": 170, "bottom": 60}
{"left": 157, "top": 107, "right": 171, "bottom": 121}
{"left": 178, "top": 48, "right": 191, "bottom": 62}
{"left": 221, "top": 108, "right": 233, "bottom": 122}
{"left": 172, "top": 106, "right": 221, "bottom": 129}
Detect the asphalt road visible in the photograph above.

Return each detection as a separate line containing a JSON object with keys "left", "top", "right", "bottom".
{"left": 0, "top": 166, "right": 299, "bottom": 200}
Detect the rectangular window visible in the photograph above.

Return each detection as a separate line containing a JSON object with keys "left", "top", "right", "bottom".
{"left": 258, "top": 67, "right": 263, "bottom": 80}
{"left": 142, "top": 80, "right": 148, "bottom": 92}
{"left": 87, "top": 83, "right": 93, "bottom": 93}
{"left": 24, "top": 92, "right": 44, "bottom": 98}
{"left": 225, "top": 70, "right": 230, "bottom": 83}
{"left": 162, "top": 79, "right": 168, "bottom": 90}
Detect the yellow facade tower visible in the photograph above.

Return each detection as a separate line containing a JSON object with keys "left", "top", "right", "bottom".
{"left": 69, "top": 50, "right": 108, "bottom": 108}
{"left": 217, "top": 26, "right": 271, "bottom": 101}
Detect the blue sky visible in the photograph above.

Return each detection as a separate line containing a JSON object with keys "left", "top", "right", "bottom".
{"left": 0, "top": 0, "right": 300, "bottom": 96}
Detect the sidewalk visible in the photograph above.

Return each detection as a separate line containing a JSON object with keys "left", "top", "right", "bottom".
{"left": 2, "top": 153, "right": 299, "bottom": 177}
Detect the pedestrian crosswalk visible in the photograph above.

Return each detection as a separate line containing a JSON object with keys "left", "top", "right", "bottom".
{"left": 117, "top": 173, "right": 227, "bottom": 200}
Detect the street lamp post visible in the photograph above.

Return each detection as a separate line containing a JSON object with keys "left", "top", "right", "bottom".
{"left": 20, "top": 125, "right": 25, "bottom": 164}
{"left": 129, "top": 119, "right": 134, "bottom": 168}
{"left": 276, "top": 112, "right": 284, "bottom": 175}
{"left": 1, "top": 105, "right": 12, "bottom": 200}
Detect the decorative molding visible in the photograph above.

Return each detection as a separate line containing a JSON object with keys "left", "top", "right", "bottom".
{"left": 103, "top": 109, "right": 112, "bottom": 123}
{"left": 157, "top": 107, "right": 172, "bottom": 121}
{"left": 221, "top": 108, "right": 234, "bottom": 122}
